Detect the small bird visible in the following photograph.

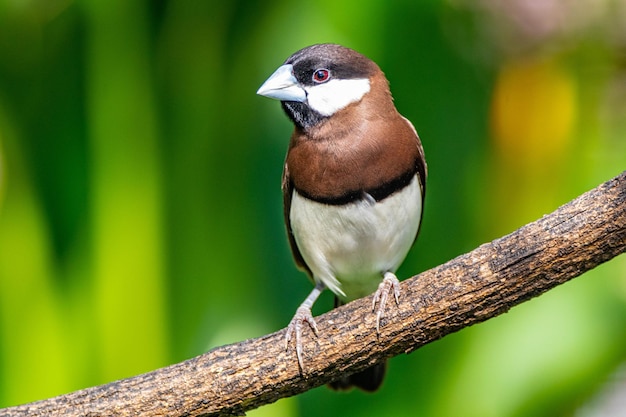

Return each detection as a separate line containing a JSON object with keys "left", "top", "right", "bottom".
{"left": 257, "top": 44, "right": 426, "bottom": 391}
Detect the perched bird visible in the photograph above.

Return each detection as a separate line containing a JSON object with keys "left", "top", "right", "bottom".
{"left": 257, "top": 44, "right": 426, "bottom": 391}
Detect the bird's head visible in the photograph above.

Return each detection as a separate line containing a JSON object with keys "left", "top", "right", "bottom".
{"left": 257, "top": 44, "right": 385, "bottom": 130}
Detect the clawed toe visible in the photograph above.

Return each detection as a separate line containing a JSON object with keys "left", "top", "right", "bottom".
{"left": 285, "top": 283, "right": 324, "bottom": 372}
{"left": 372, "top": 271, "right": 401, "bottom": 333}
{"left": 285, "top": 306, "right": 319, "bottom": 371}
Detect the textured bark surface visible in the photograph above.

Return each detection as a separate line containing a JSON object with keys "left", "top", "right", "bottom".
{"left": 2, "top": 171, "right": 626, "bottom": 417}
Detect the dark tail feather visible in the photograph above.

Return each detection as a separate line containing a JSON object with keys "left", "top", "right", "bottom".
{"left": 328, "top": 296, "right": 386, "bottom": 392}
{"left": 328, "top": 361, "right": 387, "bottom": 392}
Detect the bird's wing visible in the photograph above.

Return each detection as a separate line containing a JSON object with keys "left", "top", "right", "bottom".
{"left": 401, "top": 115, "right": 427, "bottom": 197}
{"left": 282, "top": 161, "right": 313, "bottom": 278}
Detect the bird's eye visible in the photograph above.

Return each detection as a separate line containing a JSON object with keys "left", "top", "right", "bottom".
{"left": 312, "top": 68, "right": 331, "bottom": 83}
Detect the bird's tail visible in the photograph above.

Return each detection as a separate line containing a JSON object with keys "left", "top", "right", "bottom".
{"left": 328, "top": 362, "right": 386, "bottom": 392}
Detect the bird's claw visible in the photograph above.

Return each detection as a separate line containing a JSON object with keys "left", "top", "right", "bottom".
{"left": 285, "top": 306, "right": 319, "bottom": 371}
{"left": 372, "top": 272, "right": 401, "bottom": 333}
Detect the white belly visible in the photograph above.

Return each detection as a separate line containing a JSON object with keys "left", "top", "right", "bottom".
{"left": 289, "top": 175, "right": 422, "bottom": 301}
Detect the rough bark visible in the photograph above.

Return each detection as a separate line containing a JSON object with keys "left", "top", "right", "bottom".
{"left": 2, "top": 171, "right": 625, "bottom": 417}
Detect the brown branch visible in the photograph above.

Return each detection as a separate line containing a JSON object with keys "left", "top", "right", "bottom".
{"left": 3, "top": 171, "right": 626, "bottom": 417}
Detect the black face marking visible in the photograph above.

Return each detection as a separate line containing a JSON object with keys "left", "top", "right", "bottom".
{"left": 285, "top": 44, "right": 377, "bottom": 87}
{"left": 278, "top": 44, "right": 378, "bottom": 130}
{"left": 282, "top": 101, "right": 327, "bottom": 130}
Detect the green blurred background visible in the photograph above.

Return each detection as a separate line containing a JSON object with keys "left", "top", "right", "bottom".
{"left": 1, "top": 0, "right": 625, "bottom": 416}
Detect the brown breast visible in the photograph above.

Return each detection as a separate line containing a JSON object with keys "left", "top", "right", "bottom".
{"left": 286, "top": 73, "right": 422, "bottom": 204}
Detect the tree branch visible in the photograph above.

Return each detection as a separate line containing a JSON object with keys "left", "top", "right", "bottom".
{"left": 3, "top": 171, "right": 626, "bottom": 417}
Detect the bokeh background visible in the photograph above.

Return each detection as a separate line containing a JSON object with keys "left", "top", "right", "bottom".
{"left": 1, "top": 0, "right": 626, "bottom": 416}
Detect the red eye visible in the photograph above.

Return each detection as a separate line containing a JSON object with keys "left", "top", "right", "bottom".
{"left": 312, "top": 68, "right": 330, "bottom": 83}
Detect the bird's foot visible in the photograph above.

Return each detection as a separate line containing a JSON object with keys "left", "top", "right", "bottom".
{"left": 285, "top": 305, "right": 319, "bottom": 371}
{"left": 285, "top": 283, "right": 324, "bottom": 372}
{"left": 372, "top": 271, "right": 401, "bottom": 333}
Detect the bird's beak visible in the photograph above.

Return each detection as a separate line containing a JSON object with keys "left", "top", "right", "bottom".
{"left": 257, "top": 64, "right": 307, "bottom": 102}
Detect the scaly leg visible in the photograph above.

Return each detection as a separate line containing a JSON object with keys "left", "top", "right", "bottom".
{"left": 285, "top": 282, "right": 325, "bottom": 371}
{"left": 372, "top": 271, "right": 401, "bottom": 333}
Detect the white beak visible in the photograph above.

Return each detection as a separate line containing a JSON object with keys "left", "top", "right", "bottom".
{"left": 257, "top": 64, "right": 307, "bottom": 102}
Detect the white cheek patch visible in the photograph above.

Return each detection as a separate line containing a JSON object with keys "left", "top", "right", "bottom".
{"left": 304, "top": 78, "right": 371, "bottom": 116}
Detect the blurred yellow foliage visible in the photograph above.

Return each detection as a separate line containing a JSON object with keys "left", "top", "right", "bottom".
{"left": 491, "top": 57, "right": 577, "bottom": 164}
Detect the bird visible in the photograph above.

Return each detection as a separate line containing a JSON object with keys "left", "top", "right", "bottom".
{"left": 257, "top": 44, "right": 426, "bottom": 391}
